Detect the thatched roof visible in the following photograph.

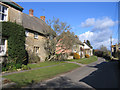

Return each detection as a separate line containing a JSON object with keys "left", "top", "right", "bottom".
{"left": 22, "top": 13, "right": 50, "bottom": 35}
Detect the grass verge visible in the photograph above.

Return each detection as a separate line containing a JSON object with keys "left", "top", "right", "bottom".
{"left": 28, "top": 61, "right": 65, "bottom": 69}
{"left": 67, "top": 56, "right": 98, "bottom": 64}
{"left": 3, "top": 63, "right": 80, "bottom": 87}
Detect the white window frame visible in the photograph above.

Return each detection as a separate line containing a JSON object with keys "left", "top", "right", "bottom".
{"left": 25, "top": 30, "right": 29, "bottom": 36}
{"left": 0, "top": 4, "right": 8, "bottom": 22}
{"left": 0, "top": 39, "right": 7, "bottom": 56}
{"left": 34, "top": 32, "right": 38, "bottom": 39}
{"left": 34, "top": 46, "right": 39, "bottom": 54}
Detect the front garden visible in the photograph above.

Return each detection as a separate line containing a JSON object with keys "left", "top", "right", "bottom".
{"left": 3, "top": 62, "right": 80, "bottom": 87}
{"left": 2, "top": 55, "right": 98, "bottom": 88}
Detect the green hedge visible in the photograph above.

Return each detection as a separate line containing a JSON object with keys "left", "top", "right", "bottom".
{"left": 2, "top": 22, "right": 27, "bottom": 67}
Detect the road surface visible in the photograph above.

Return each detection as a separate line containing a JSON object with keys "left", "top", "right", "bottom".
{"left": 26, "top": 57, "right": 119, "bottom": 89}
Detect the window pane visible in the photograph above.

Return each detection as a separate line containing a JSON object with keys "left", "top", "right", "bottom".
{"left": 4, "top": 15, "right": 6, "bottom": 21}
{"left": 0, "top": 14, "right": 2, "bottom": 20}
{"left": 3, "top": 6, "right": 7, "bottom": 14}
{"left": 0, "top": 39, "right": 5, "bottom": 45}
{"left": 0, "top": 5, "right": 2, "bottom": 12}
{"left": 2, "top": 6, "right": 4, "bottom": 13}
{"left": 2, "top": 14, "right": 4, "bottom": 20}
{"left": 25, "top": 30, "right": 29, "bottom": 36}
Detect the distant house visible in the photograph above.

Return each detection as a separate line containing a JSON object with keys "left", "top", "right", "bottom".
{"left": 72, "top": 36, "right": 84, "bottom": 58}
{"left": 112, "top": 43, "right": 120, "bottom": 57}
{"left": 112, "top": 44, "right": 120, "bottom": 53}
{"left": 56, "top": 38, "right": 72, "bottom": 55}
{"left": 0, "top": 1, "right": 51, "bottom": 62}
{"left": 56, "top": 35, "right": 85, "bottom": 59}
{"left": 83, "top": 40, "right": 93, "bottom": 56}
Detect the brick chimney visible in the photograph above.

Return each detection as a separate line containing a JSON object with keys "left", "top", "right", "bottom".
{"left": 29, "top": 9, "right": 34, "bottom": 16}
{"left": 84, "top": 40, "right": 86, "bottom": 43}
{"left": 40, "top": 16, "right": 45, "bottom": 22}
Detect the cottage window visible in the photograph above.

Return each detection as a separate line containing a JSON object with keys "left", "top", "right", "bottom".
{"left": 25, "top": 30, "right": 29, "bottom": 36}
{"left": 34, "top": 46, "right": 39, "bottom": 54}
{"left": 0, "top": 4, "right": 8, "bottom": 21}
{"left": 34, "top": 33, "right": 38, "bottom": 39}
{"left": 0, "top": 39, "right": 7, "bottom": 56}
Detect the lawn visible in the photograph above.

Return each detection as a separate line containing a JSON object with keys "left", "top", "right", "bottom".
{"left": 3, "top": 63, "right": 80, "bottom": 87}
{"left": 67, "top": 56, "right": 98, "bottom": 64}
{"left": 28, "top": 61, "right": 65, "bottom": 69}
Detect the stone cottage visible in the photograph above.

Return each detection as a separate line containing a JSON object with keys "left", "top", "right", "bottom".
{"left": 0, "top": 0, "right": 23, "bottom": 62}
{"left": 22, "top": 10, "right": 50, "bottom": 61}
{"left": 0, "top": 1, "right": 51, "bottom": 62}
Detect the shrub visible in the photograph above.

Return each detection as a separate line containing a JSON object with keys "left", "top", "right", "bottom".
{"left": 15, "top": 64, "right": 21, "bottom": 69}
{"left": 73, "top": 53, "right": 80, "bottom": 59}
{"left": 85, "top": 54, "right": 90, "bottom": 58}
{"left": 2, "top": 22, "right": 27, "bottom": 67}
{"left": 21, "top": 64, "right": 31, "bottom": 70}
{"left": 94, "top": 50, "right": 111, "bottom": 60}
{"left": 28, "top": 53, "right": 41, "bottom": 63}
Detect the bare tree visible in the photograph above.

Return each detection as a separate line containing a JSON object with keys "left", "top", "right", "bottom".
{"left": 99, "top": 45, "right": 108, "bottom": 52}
{"left": 45, "top": 17, "right": 79, "bottom": 61}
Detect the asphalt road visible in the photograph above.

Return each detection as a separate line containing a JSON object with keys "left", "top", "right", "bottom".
{"left": 26, "top": 57, "right": 119, "bottom": 89}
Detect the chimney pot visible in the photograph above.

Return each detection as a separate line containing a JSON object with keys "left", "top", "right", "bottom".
{"left": 40, "top": 16, "right": 45, "bottom": 22}
{"left": 84, "top": 40, "right": 86, "bottom": 43}
{"left": 29, "top": 9, "right": 34, "bottom": 16}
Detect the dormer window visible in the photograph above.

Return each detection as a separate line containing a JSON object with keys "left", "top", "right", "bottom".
{"left": 0, "top": 4, "right": 8, "bottom": 21}
{"left": 25, "top": 30, "right": 29, "bottom": 36}
{"left": 34, "top": 33, "right": 38, "bottom": 39}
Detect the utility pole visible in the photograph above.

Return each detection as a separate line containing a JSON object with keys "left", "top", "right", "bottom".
{"left": 110, "top": 36, "right": 112, "bottom": 57}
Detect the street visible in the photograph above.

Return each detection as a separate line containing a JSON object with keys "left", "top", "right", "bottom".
{"left": 26, "top": 57, "right": 119, "bottom": 88}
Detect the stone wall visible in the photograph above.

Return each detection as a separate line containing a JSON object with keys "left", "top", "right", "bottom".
{"left": 0, "top": 2, "right": 22, "bottom": 25}
{"left": 8, "top": 7, "right": 22, "bottom": 25}
{"left": 25, "top": 30, "right": 47, "bottom": 62}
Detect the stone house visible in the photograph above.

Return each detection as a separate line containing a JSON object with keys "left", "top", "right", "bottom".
{"left": 0, "top": 1, "right": 51, "bottom": 62}
{"left": 0, "top": 1, "right": 23, "bottom": 59}
{"left": 22, "top": 10, "right": 50, "bottom": 61}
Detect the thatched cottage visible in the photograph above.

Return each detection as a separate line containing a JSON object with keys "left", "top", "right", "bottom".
{"left": 0, "top": 0, "right": 51, "bottom": 62}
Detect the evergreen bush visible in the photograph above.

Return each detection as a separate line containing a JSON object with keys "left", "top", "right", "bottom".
{"left": 2, "top": 22, "right": 27, "bottom": 69}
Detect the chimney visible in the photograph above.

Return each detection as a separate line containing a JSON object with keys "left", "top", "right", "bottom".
{"left": 84, "top": 40, "right": 86, "bottom": 43}
{"left": 29, "top": 9, "right": 34, "bottom": 16}
{"left": 40, "top": 16, "right": 45, "bottom": 22}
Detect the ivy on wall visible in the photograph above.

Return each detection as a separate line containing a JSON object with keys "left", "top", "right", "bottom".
{"left": 2, "top": 22, "right": 27, "bottom": 65}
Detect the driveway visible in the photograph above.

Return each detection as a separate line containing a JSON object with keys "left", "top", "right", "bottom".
{"left": 26, "top": 57, "right": 119, "bottom": 88}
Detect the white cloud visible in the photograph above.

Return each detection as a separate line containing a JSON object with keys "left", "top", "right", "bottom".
{"left": 79, "top": 30, "right": 117, "bottom": 49}
{"left": 81, "top": 17, "right": 115, "bottom": 31}
{"left": 79, "top": 17, "right": 117, "bottom": 50}
{"left": 93, "top": 17, "right": 115, "bottom": 31}
{"left": 81, "top": 18, "right": 95, "bottom": 27}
